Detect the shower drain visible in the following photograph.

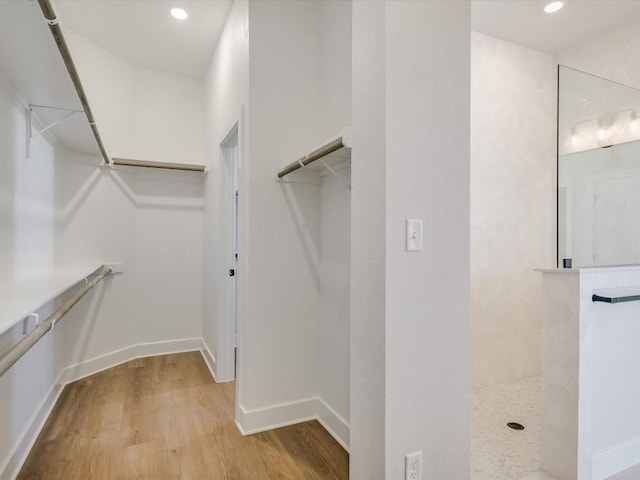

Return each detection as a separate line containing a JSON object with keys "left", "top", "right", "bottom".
{"left": 507, "top": 422, "right": 525, "bottom": 430}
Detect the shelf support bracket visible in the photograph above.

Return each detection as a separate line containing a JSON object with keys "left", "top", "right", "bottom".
{"left": 319, "top": 158, "right": 351, "bottom": 191}
{"left": 27, "top": 104, "right": 84, "bottom": 158}
{"left": 22, "top": 313, "right": 39, "bottom": 335}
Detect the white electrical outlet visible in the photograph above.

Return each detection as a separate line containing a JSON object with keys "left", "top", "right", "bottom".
{"left": 405, "top": 451, "right": 422, "bottom": 480}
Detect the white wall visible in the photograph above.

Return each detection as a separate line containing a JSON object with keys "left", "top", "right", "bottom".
{"left": 318, "top": 0, "right": 352, "bottom": 140}
{"left": 384, "top": 1, "right": 470, "bottom": 477}
{"left": 351, "top": 1, "right": 471, "bottom": 477}
{"left": 202, "top": 0, "right": 249, "bottom": 381}
{"left": 318, "top": 166, "right": 351, "bottom": 441}
{"left": 63, "top": 28, "right": 204, "bottom": 165}
{"left": 0, "top": 81, "right": 56, "bottom": 284}
{"left": 239, "top": 0, "right": 322, "bottom": 425}
{"left": 351, "top": 1, "right": 386, "bottom": 475}
{"left": 316, "top": 0, "right": 352, "bottom": 442}
{"left": 470, "top": 32, "right": 556, "bottom": 388}
{"left": 56, "top": 157, "right": 204, "bottom": 360}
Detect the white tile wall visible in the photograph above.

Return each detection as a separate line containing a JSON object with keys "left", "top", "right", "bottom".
{"left": 556, "top": 20, "right": 640, "bottom": 91}
{"left": 471, "top": 32, "right": 556, "bottom": 388}
{"left": 539, "top": 272, "right": 580, "bottom": 480}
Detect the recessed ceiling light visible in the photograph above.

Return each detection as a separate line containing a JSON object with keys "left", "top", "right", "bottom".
{"left": 170, "top": 7, "right": 188, "bottom": 20}
{"left": 544, "top": 1, "right": 564, "bottom": 13}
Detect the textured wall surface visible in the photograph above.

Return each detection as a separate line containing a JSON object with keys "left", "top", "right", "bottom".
{"left": 350, "top": 0, "right": 386, "bottom": 475}
{"left": 471, "top": 32, "right": 556, "bottom": 388}
{"left": 384, "top": 2, "right": 471, "bottom": 478}
{"left": 539, "top": 271, "right": 579, "bottom": 480}
{"left": 556, "top": 20, "right": 640, "bottom": 90}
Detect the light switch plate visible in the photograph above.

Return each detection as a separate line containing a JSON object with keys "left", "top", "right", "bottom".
{"left": 406, "top": 219, "right": 423, "bottom": 251}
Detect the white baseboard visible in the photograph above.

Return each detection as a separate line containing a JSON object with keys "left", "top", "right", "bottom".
{"left": 1, "top": 338, "right": 202, "bottom": 480}
{"left": 199, "top": 338, "right": 217, "bottom": 382}
{"left": 317, "top": 398, "right": 350, "bottom": 452}
{"left": 238, "top": 397, "right": 318, "bottom": 435}
{"left": 59, "top": 338, "right": 201, "bottom": 384}
{"left": 237, "top": 396, "right": 350, "bottom": 451}
{"left": 592, "top": 435, "right": 640, "bottom": 480}
{"left": 0, "top": 380, "right": 64, "bottom": 480}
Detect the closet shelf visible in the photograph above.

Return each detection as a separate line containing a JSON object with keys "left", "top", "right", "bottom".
{"left": 112, "top": 158, "right": 207, "bottom": 173}
{"left": 0, "top": 263, "right": 113, "bottom": 337}
{"left": 276, "top": 127, "right": 352, "bottom": 179}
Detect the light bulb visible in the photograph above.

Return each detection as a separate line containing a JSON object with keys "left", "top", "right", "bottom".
{"left": 570, "top": 127, "right": 581, "bottom": 147}
{"left": 631, "top": 111, "right": 639, "bottom": 133}
{"left": 571, "top": 134, "right": 579, "bottom": 146}
{"left": 170, "top": 7, "right": 188, "bottom": 20}
{"left": 544, "top": 1, "right": 564, "bottom": 13}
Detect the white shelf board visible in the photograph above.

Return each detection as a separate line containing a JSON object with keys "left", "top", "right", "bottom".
{"left": 0, "top": 264, "right": 104, "bottom": 337}
{"left": 0, "top": 1, "right": 100, "bottom": 157}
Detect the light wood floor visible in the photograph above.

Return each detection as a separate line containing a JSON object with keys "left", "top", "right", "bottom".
{"left": 18, "top": 352, "right": 349, "bottom": 479}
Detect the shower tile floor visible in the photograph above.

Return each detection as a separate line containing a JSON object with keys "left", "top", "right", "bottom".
{"left": 472, "top": 376, "right": 640, "bottom": 480}
{"left": 472, "top": 376, "right": 545, "bottom": 480}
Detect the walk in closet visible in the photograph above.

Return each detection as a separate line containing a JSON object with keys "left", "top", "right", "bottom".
{"left": 0, "top": 1, "right": 205, "bottom": 475}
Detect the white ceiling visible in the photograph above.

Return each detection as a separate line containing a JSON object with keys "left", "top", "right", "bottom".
{"left": 53, "top": 0, "right": 640, "bottom": 79}
{"left": 472, "top": 0, "right": 640, "bottom": 53}
{"left": 55, "top": 0, "right": 233, "bottom": 79}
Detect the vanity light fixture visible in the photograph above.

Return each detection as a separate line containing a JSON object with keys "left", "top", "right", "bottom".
{"left": 170, "top": 7, "right": 188, "bottom": 20}
{"left": 567, "top": 110, "right": 640, "bottom": 154}
{"left": 544, "top": 1, "right": 564, "bottom": 13}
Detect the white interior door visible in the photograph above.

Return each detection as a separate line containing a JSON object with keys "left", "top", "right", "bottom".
{"left": 221, "top": 125, "right": 239, "bottom": 380}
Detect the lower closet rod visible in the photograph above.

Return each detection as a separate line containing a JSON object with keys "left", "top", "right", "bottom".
{"left": 0, "top": 265, "right": 112, "bottom": 378}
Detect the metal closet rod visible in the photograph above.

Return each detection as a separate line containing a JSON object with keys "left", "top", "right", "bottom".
{"left": 0, "top": 265, "right": 112, "bottom": 379}
{"left": 112, "top": 158, "right": 207, "bottom": 172}
{"left": 276, "top": 137, "right": 346, "bottom": 178}
{"left": 37, "top": 0, "right": 112, "bottom": 166}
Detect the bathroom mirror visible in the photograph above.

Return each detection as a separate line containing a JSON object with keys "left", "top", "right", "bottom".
{"left": 558, "top": 65, "right": 640, "bottom": 267}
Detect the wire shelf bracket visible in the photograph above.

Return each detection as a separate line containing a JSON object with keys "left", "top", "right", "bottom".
{"left": 26, "top": 104, "right": 84, "bottom": 158}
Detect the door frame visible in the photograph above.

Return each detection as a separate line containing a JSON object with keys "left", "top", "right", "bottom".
{"left": 218, "top": 122, "right": 239, "bottom": 382}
